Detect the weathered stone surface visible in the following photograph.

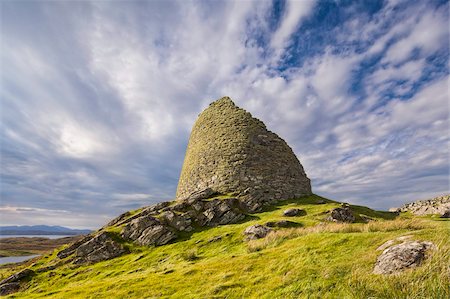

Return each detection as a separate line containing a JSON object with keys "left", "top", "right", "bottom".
{"left": 327, "top": 206, "right": 355, "bottom": 223}
{"left": 397, "top": 194, "right": 450, "bottom": 216}
{"left": 57, "top": 235, "right": 93, "bottom": 259}
{"left": 200, "top": 198, "right": 246, "bottom": 227}
{"left": 243, "top": 224, "right": 272, "bottom": 240}
{"left": 74, "top": 232, "right": 128, "bottom": 264}
{"left": 440, "top": 210, "right": 450, "bottom": 218}
{"left": 0, "top": 282, "right": 20, "bottom": 296}
{"left": 0, "top": 268, "right": 34, "bottom": 295}
{"left": 0, "top": 269, "right": 34, "bottom": 285}
{"left": 176, "top": 97, "right": 311, "bottom": 212}
{"left": 373, "top": 241, "right": 435, "bottom": 274}
{"left": 160, "top": 211, "right": 193, "bottom": 231}
{"left": 121, "top": 215, "right": 177, "bottom": 246}
{"left": 283, "top": 208, "right": 305, "bottom": 217}
{"left": 185, "top": 188, "right": 216, "bottom": 203}
{"left": 136, "top": 225, "right": 177, "bottom": 246}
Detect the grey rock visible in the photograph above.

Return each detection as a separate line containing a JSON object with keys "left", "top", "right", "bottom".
{"left": 57, "top": 235, "right": 93, "bottom": 259}
{"left": 327, "top": 206, "right": 355, "bottom": 223}
{"left": 201, "top": 198, "right": 245, "bottom": 227}
{"left": 0, "top": 269, "right": 34, "bottom": 285}
{"left": 441, "top": 210, "right": 450, "bottom": 218}
{"left": 373, "top": 241, "right": 435, "bottom": 274}
{"left": 283, "top": 208, "right": 305, "bottom": 217}
{"left": 243, "top": 224, "right": 272, "bottom": 240}
{"left": 136, "top": 225, "right": 177, "bottom": 246}
{"left": 160, "top": 211, "right": 192, "bottom": 232}
{"left": 0, "top": 282, "right": 20, "bottom": 296}
{"left": 121, "top": 215, "right": 177, "bottom": 246}
{"left": 108, "top": 201, "right": 172, "bottom": 228}
{"left": 184, "top": 188, "right": 217, "bottom": 203}
{"left": 121, "top": 215, "right": 161, "bottom": 241}
{"left": 398, "top": 195, "right": 450, "bottom": 216}
{"left": 74, "top": 232, "right": 128, "bottom": 264}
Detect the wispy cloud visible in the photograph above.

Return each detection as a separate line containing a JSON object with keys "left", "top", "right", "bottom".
{"left": 1, "top": 0, "right": 448, "bottom": 228}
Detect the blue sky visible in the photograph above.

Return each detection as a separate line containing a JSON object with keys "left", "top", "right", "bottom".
{"left": 1, "top": 0, "right": 449, "bottom": 229}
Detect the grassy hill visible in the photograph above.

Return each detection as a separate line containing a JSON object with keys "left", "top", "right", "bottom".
{"left": 1, "top": 195, "right": 449, "bottom": 298}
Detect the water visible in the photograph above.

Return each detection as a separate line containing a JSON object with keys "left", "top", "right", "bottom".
{"left": 0, "top": 235, "right": 74, "bottom": 239}
{"left": 0, "top": 254, "right": 40, "bottom": 265}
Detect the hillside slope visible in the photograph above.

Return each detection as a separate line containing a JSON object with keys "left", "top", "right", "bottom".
{"left": 1, "top": 195, "right": 449, "bottom": 298}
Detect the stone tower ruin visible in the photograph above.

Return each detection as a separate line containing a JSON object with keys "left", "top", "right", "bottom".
{"left": 176, "top": 97, "right": 311, "bottom": 212}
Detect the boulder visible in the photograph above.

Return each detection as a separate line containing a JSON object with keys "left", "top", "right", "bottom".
{"left": 74, "top": 232, "right": 129, "bottom": 264}
{"left": 243, "top": 224, "right": 272, "bottom": 240}
{"left": 160, "top": 211, "right": 193, "bottom": 231}
{"left": 136, "top": 225, "right": 177, "bottom": 246}
{"left": 283, "top": 208, "right": 305, "bottom": 217}
{"left": 184, "top": 188, "right": 217, "bottom": 203}
{"left": 57, "top": 235, "right": 93, "bottom": 259}
{"left": 440, "top": 210, "right": 450, "bottom": 218}
{"left": 373, "top": 241, "right": 435, "bottom": 274}
{"left": 200, "top": 198, "right": 246, "bottom": 227}
{"left": 0, "top": 282, "right": 20, "bottom": 296}
{"left": 0, "top": 268, "right": 35, "bottom": 296}
{"left": 0, "top": 269, "right": 34, "bottom": 285}
{"left": 121, "top": 216, "right": 177, "bottom": 246}
{"left": 327, "top": 206, "right": 355, "bottom": 223}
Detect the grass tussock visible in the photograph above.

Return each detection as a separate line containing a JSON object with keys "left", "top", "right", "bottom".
{"left": 247, "top": 219, "right": 433, "bottom": 252}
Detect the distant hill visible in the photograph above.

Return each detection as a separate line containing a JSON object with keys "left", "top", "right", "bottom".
{"left": 0, "top": 225, "right": 91, "bottom": 235}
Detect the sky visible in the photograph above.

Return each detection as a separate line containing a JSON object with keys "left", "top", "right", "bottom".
{"left": 1, "top": 0, "right": 449, "bottom": 229}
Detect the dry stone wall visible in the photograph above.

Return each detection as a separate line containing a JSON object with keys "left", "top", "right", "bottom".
{"left": 176, "top": 97, "right": 311, "bottom": 212}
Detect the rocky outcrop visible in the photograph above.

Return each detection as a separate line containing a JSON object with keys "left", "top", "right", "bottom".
{"left": 73, "top": 232, "right": 129, "bottom": 264}
{"left": 441, "top": 210, "right": 450, "bottom": 218}
{"left": 121, "top": 216, "right": 177, "bottom": 246}
{"left": 243, "top": 224, "right": 272, "bottom": 240}
{"left": 373, "top": 241, "right": 435, "bottom": 274}
{"left": 176, "top": 97, "right": 311, "bottom": 212}
{"left": 57, "top": 192, "right": 247, "bottom": 265}
{"left": 395, "top": 194, "right": 450, "bottom": 216}
{"left": 326, "top": 206, "right": 355, "bottom": 223}
{"left": 0, "top": 269, "right": 34, "bottom": 296}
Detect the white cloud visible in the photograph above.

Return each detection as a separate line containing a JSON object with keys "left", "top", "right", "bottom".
{"left": 271, "top": 0, "right": 316, "bottom": 51}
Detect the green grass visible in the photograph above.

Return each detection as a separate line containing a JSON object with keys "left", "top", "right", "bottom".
{"left": 2, "top": 194, "right": 449, "bottom": 298}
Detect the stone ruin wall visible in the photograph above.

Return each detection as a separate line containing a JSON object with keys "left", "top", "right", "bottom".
{"left": 176, "top": 97, "right": 311, "bottom": 211}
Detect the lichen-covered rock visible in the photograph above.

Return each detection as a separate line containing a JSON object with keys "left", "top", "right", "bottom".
{"left": 283, "top": 208, "right": 305, "bottom": 217}
{"left": 73, "top": 232, "right": 128, "bottom": 264}
{"left": 373, "top": 241, "right": 435, "bottom": 274}
{"left": 135, "top": 225, "right": 177, "bottom": 246}
{"left": 121, "top": 215, "right": 177, "bottom": 246}
{"left": 243, "top": 224, "right": 272, "bottom": 240}
{"left": 441, "top": 210, "right": 450, "bottom": 218}
{"left": 176, "top": 97, "right": 311, "bottom": 212}
{"left": 57, "top": 235, "right": 93, "bottom": 259}
{"left": 327, "top": 206, "right": 355, "bottom": 223}
{"left": 0, "top": 269, "right": 34, "bottom": 286}
{"left": 160, "top": 211, "right": 193, "bottom": 231}
{"left": 0, "top": 282, "right": 20, "bottom": 296}
{"left": 397, "top": 194, "right": 450, "bottom": 216}
{"left": 0, "top": 268, "right": 35, "bottom": 295}
{"left": 200, "top": 198, "right": 246, "bottom": 227}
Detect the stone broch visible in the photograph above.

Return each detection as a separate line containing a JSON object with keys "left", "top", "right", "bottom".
{"left": 176, "top": 97, "right": 311, "bottom": 212}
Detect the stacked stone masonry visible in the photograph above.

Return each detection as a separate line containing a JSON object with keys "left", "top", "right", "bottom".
{"left": 176, "top": 97, "right": 311, "bottom": 212}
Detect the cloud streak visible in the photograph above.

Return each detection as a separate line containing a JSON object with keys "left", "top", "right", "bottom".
{"left": 1, "top": 0, "right": 448, "bottom": 228}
